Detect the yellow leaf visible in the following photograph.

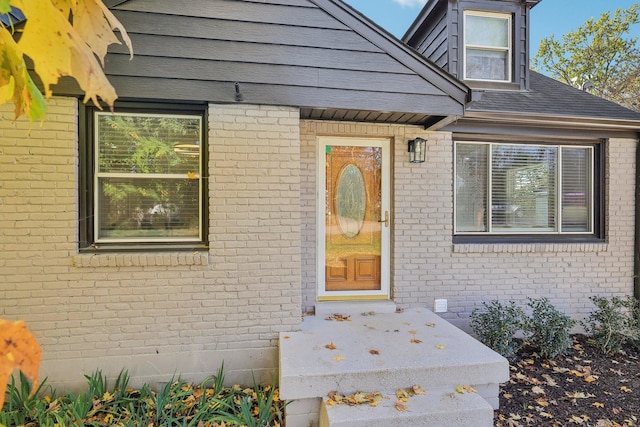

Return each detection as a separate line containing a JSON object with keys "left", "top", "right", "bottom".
{"left": 408, "top": 330, "right": 417, "bottom": 335}
{"left": 0, "top": 29, "right": 46, "bottom": 120}
{"left": 14, "top": 0, "right": 133, "bottom": 108}
{"left": 593, "top": 402, "right": 605, "bottom": 408}
{"left": 0, "top": 319, "right": 42, "bottom": 409}
{"left": 620, "top": 386, "right": 632, "bottom": 393}
{"left": 435, "top": 344, "right": 445, "bottom": 349}
{"left": 540, "top": 412, "right": 554, "bottom": 419}
{"left": 584, "top": 375, "right": 597, "bottom": 383}
{"left": 503, "top": 393, "right": 513, "bottom": 399}
{"left": 333, "top": 355, "right": 345, "bottom": 362}
{"left": 426, "top": 322, "right": 436, "bottom": 327}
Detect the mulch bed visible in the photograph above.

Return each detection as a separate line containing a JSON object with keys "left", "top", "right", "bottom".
{"left": 494, "top": 335, "right": 640, "bottom": 426}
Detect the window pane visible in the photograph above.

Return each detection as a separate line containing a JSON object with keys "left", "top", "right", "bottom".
{"left": 97, "top": 177, "right": 201, "bottom": 241}
{"left": 562, "top": 148, "right": 592, "bottom": 232}
{"left": 456, "top": 144, "right": 488, "bottom": 232}
{"left": 466, "top": 14, "right": 509, "bottom": 47}
{"left": 466, "top": 49, "right": 508, "bottom": 80}
{"left": 491, "top": 145, "right": 557, "bottom": 232}
{"left": 97, "top": 113, "right": 201, "bottom": 175}
{"left": 94, "top": 111, "right": 203, "bottom": 244}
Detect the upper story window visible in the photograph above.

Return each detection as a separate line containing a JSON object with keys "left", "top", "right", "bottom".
{"left": 464, "top": 11, "right": 512, "bottom": 82}
{"left": 455, "top": 141, "right": 600, "bottom": 238}
{"left": 80, "top": 103, "right": 208, "bottom": 250}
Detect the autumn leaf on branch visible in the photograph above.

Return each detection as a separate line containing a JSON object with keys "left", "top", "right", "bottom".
{"left": 0, "top": 0, "right": 133, "bottom": 120}
{"left": 0, "top": 319, "right": 42, "bottom": 409}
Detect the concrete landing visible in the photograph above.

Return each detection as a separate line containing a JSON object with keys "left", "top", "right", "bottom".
{"left": 279, "top": 308, "right": 508, "bottom": 401}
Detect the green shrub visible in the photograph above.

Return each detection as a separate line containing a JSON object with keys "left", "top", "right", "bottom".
{"left": 582, "top": 295, "right": 640, "bottom": 354}
{"left": 470, "top": 300, "right": 525, "bottom": 361}
{"left": 523, "top": 297, "right": 576, "bottom": 359}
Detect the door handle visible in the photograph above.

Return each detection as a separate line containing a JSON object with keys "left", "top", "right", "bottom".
{"left": 378, "top": 211, "right": 389, "bottom": 228}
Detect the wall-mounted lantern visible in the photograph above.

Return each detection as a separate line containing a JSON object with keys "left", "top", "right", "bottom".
{"left": 408, "top": 138, "right": 426, "bottom": 163}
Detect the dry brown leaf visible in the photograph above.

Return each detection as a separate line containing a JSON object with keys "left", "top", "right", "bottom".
{"left": 369, "top": 349, "right": 380, "bottom": 355}
{"left": 395, "top": 399, "right": 409, "bottom": 412}
{"left": 325, "top": 342, "right": 337, "bottom": 350}
{"left": 410, "top": 338, "right": 422, "bottom": 344}
{"left": 412, "top": 385, "right": 426, "bottom": 395}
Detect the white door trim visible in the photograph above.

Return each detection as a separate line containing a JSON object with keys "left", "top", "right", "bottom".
{"left": 316, "top": 136, "right": 391, "bottom": 300}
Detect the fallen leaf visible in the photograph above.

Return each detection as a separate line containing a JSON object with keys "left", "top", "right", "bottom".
{"left": 333, "top": 355, "right": 345, "bottom": 362}
{"left": 282, "top": 335, "right": 290, "bottom": 339}
{"left": 325, "top": 314, "right": 351, "bottom": 322}
{"left": 435, "top": 344, "right": 445, "bottom": 349}
{"left": 410, "top": 338, "right": 422, "bottom": 344}
{"left": 395, "top": 400, "right": 409, "bottom": 412}
{"left": 325, "top": 342, "right": 337, "bottom": 350}
{"left": 455, "top": 385, "right": 477, "bottom": 394}
{"left": 412, "top": 385, "right": 426, "bottom": 395}
{"left": 426, "top": 322, "right": 436, "bottom": 327}
{"left": 593, "top": 402, "right": 605, "bottom": 408}
{"left": 620, "top": 386, "right": 632, "bottom": 393}
{"left": 369, "top": 349, "right": 380, "bottom": 355}
{"left": 408, "top": 330, "right": 417, "bottom": 335}
{"left": 531, "top": 386, "right": 545, "bottom": 395}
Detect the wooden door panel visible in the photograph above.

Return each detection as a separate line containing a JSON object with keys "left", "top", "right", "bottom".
{"left": 324, "top": 145, "right": 382, "bottom": 293}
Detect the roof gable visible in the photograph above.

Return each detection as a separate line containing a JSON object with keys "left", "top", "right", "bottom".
{"left": 50, "top": 0, "right": 468, "bottom": 126}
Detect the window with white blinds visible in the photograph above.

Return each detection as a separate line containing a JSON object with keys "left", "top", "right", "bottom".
{"left": 455, "top": 142, "right": 594, "bottom": 235}
{"left": 464, "top": 11, "right": 512, "bottom": 82}
{"left": 93, "top": 111, "right": 203, "bottom": 243}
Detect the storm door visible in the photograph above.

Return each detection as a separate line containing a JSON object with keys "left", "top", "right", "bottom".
{"left": 317, "top": 137, "right": 391, "bottom": 300}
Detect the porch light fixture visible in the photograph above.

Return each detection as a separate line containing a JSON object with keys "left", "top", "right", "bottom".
{"left": 408, "top": 138, "right": 426, "bottom": 163}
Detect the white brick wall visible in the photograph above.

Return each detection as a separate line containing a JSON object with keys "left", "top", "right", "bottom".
{"left": 300, "top": 121, "right": 636, "bottom": 327}
{"left": 0, "top": 100, "right": 301, "bottom": 391}
{"left": 1, "top": 98, "right": 636, "bottom": 392}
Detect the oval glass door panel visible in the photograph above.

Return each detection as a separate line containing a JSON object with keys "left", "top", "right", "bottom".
{"left": 336, "top": 164, "right": 366, "bottom": 238}
{"left": 325, "top": 145, "right": 382, "bottom": 292}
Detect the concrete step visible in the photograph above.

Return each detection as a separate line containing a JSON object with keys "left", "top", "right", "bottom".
{"left": 279, "top": 308, "right": 508, "bottom": 403}
{"left": 319, "top": 386, "right": 494, "bottom": 427}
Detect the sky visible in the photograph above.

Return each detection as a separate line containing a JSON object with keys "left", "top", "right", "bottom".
{"left": 342, "top": 0, "right": 640, "bottom": 55}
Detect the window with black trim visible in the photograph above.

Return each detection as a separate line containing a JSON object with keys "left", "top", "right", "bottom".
{"left": 464, "top": 10, "right": 512, "bottom": 82}
{"left": 80, "top": 103, "right": 208, "bottom": 250}
{"left": 455, "top": 141, "right": 601, "bottom": 238}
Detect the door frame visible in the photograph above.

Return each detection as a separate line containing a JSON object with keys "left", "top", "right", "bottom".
{"left": 316, "top": 136, "right": 391, "bottom": 300}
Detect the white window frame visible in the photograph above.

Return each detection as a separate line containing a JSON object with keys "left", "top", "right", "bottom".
{"left": 463, "top": 10, "right": 513, "bottom": 83}
{"left": 454, "top": 141, "right": 595, "bottom": 236}
{"left": 93, "top": 110, "right": 204, "bottom": 245}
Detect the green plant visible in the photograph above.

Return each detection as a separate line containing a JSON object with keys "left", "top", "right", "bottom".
{"left": 582, "top": 295, "right": 640, "bottom": 354}
{"left": 470, "top": 300, "right": 525, "bottom": 361}
{"left": 523, "top": 297, "right": 576, "bottom": 359}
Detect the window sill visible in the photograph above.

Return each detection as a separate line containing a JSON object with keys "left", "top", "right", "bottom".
{"left": 73, "top": 251, "right": 210, "bottom": 268}
{"left": 453, "top": 242, "right": 608, "bottom": 254}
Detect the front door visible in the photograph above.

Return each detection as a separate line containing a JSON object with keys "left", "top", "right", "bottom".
{"left": 317, "top": 137, "right": 391, "bottom": 300}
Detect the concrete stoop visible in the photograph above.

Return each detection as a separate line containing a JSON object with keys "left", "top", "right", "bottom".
{"left": 319, "top": 386, "right": 494, "bottom": 427}
{"left": 279, "top": 307, "right": 509, "bottom": 427}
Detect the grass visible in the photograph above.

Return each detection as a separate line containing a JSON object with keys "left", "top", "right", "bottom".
{"left": 1, "top": 364, "right": 286, "bottom": 427}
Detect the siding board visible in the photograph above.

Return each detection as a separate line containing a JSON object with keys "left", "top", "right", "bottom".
{"left": 115, "top": 0, "right": 346, "bottom": 30}
{"left": 115, "top": 11, "right": 381, "bottom": 53}
{"left": 103, "top": 55, "right": 443, "bottom": 96}
{"left": 109, "top": 34, "right": 409, "bottom": 74}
